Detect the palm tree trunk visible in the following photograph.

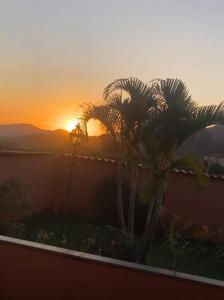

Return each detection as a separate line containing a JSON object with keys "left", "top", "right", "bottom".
{"left": 127, "top": 159, "right": 138, "bottom": 242}
{"left": 139, "top": 196, "right": 161, "bottom": 263}
{"left": 116, "top": 160, "right": 126, "bottom": 235}
{"left": 138, "top": 173, "right": 168, "bottom": 263}
{"left": 136, "top": 195, "right": 157, "bottom": 263}
{"left": 142, "top": 196, "right": 156, "bottom": 244}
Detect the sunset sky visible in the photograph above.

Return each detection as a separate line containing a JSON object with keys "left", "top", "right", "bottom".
{"left": 0, "top": 0, "right": 224, "bottom": 135}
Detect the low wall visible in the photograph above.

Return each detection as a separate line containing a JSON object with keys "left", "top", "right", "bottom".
{"left": 0, "top": 152, "right": 224, "bottom": 237}
{"left": 1, "top": 235, "right": 224, "bottom": 299}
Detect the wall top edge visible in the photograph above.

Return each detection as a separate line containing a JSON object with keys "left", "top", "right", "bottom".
{"left": 0, "top": 151, "right": 51, "bottom": 156}
{"left": 71, "top": 154, "right": 224, "bottom": 181}
{"left": 0, "top": 151, "right": 223, "bottom": 181}
{"left": 0, "top": 234, "right": 224, "bottom": 289}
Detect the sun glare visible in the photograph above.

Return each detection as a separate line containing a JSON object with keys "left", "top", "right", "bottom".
{"left": 66, "top": 119, "right": 80, "bottom": 132}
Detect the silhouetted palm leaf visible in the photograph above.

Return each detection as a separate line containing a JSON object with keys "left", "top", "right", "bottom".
{"left": 81, "top": 103, "right": 119, "bottom": 139}
{"left": 151, "top": 78, "right": 197, "bottom": 114}
{"left": 104, "top": 77, "right": 153, "bottom": 102}
{"left": 172, "top": 155, "right": 208, "bottom": 187}
{"left": 194, "top": 101, "right": 224, "bottom": 124}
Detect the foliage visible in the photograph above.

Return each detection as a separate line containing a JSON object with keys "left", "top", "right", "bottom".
{"left": 146, "top": 232, "right": 224, "bottom": 280}
{"left": 156, "top": 211, "right": 224, "bottom": 277}
{"left": 82, "top": 77, "right": 158, "bottom": 240}
{"left": 82, "top": 76, "right": 224, "bottom": 261}
{"left": 172, "top": 155, "right": 208, "bottom": 186}
{"left": 139, "top": 78, "right": 224, "bottom": 262}
{"left": 36, "top": 229, "right": 54, "bottom": 244}
{"left": 11, "top": 212, "right": 136, "bottom": 260}
{"left": 66, "top": 224, "right": 136, "bottom": 260}
{"left": 0, "top": 179, "right": 26, "bottom": 213}
{"left": 161, "top": 214, "right": 192, "bottom": 270}
{"left": 0, "top": 221, "right": 26, "bottom": 239}
{"left": 1, "top": 210, "right": 224, "bottom": 280}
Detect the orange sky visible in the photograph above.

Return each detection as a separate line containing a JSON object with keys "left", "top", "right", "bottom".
{"left": 1, "top": 1, "right": 224, "bottom": 136}
{"left": 0, "top": 69, "right": 107, "bottom": 135}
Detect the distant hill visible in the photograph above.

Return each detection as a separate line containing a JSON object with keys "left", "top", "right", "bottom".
{"left": 1, "top": 123, "right": 223, "bottom": 158}
{"left": 0, "top": 124, "right": 50, "bottom": 137}
{"left": 0, "top": 131, "right": 70, "bottom": 153}
{"left": 0, "top": 123, "right": 118, "bottom": 155}
{"left": 0, "top": 123, "right": 70, "bottom": 152}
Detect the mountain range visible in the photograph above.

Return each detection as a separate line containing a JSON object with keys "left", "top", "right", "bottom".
{"left": 0, "top": 123, "right": 223, "bottom": 157}
{"left": 0, "top": 124, "right": 56, "bottom": 137}
{"left": 0, "top": 123, "right": 116, "bottom": 155}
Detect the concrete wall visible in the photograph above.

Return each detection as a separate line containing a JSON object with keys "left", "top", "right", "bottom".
{"left": 1, "top": 235, "right": 224, "bottom": 300}
{"left": 0, "top": 152, "right": 224, "bottom": 237}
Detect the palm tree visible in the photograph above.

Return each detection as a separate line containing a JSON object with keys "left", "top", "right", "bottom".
{"left": 82, "top": 78, "right": 156, "bottom": 240}
{"left": 82, "top": 77, "right": 224, "bottom": 260}
{"left": 104, "top": 78, "right": 157, "bottom": 241}
{"left": 82, "top": 102, "right": 127, "bottom": 234}
{"left": 139, "top": 78, "right": 224, "bottom": 262}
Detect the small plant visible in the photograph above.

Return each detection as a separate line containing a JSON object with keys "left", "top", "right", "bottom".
{"left": 0, "top": 179, "right": 27, "bottom": 213}
{"left": 161, "top": 215, "right": 192, "bottom": 270}
{"left": 158, "top": 211, "right": 224, "bottom": 278}
{"left": 36, "top": 229, "right": 54, "bottom": 244}
{"left": 61, "top": 234, "right": 67, "bottom": 244}
{"left": 67, "top": 224, "right": 136, "bottom": 260}
{"left": 80, "top": 238, "right": 102, "bottom": 255}
{"left": 0, "top": 221, "right": 26, "bottom": 239}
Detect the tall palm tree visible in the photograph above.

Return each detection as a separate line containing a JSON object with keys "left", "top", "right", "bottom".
{"left": 82, "top": 102, "right": 127, "bottom": 233}
{"left": 139, "top": 78, "right": 224, "bottom": 262}
{"left": 104, "top": 78, "right": 157, "bottom": 241}
{"left": 82, "top": 78, "right": 157, "bottom": 240}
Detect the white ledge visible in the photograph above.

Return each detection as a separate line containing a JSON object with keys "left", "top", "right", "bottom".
{"left": 0, "top": 234, "right": 224, "bottom": 289}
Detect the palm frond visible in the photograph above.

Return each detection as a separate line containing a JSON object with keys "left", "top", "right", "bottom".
{"left": 172, "top": 155, "right": 208, "bottom": 187}
{"left": 104, "top": 77, "right": 153, "bottom": 102}
{"left": 81, "top": 102, "right": 119, "bottom": 139}
{"left": 194, "top": 101, "right": 224, "bottom": 125}
{"left": 151, "top": 78, "right": 198, "bottom": 116}
{"left": 176, "top": 101, "right": 224, "bottom": 146}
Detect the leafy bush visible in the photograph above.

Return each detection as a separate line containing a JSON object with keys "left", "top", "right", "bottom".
{"left": 66, "top": 224, "right": 136, "bottom": 260}
{"left": 14, "top": 212, "right": 137, "bottom": 261}
{"left": 36, "top": 228, "right": 54, "bottom": 244}
{"left": 2, "top": 211, "right": 224, "bottom": 280}
{"left": 0, "top": 179, "right": 27, "bottom": 213}
{"left": 0, "top": 221, "right": 26, "bottom": 239}
{"left": 147, "top": 211, "right": 224, "bottom": 279}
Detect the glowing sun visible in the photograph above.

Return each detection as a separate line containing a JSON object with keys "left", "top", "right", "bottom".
{"left": 66, "top": 119, "right": 80, "bottom": 132}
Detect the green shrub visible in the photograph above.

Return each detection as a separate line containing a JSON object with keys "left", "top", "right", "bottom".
{"left": 67, "top": 224, "right": 136, "bottom": 260}
{"left": 36, "top": 228, "right": 54, "bottom": 244}
{"left": 0, "top": 179, "right": 27, "bottom": 213}
{"left": 0, "top": 221, "right": 26, "bottom": 239}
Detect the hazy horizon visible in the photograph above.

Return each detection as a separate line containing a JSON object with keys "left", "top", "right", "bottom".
{"left": 1, "top": 0, "right": 224, "bottom": 135}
